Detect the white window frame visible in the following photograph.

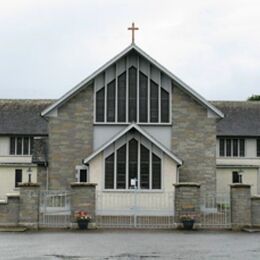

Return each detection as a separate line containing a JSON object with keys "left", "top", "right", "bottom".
{"left": 218, "top": 138, "right": 246, "bottom": 158}
{"left": 9, "top": 136, "right": 32, "bottom": 156}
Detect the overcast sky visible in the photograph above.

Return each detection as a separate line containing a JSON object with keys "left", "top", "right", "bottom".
{"left": 0, "top": 0, "right": 259, "bottom": 100}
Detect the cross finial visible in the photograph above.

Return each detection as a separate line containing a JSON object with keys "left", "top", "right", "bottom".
{"left": 128, "top": 22, "right": 139, "bottom": 44}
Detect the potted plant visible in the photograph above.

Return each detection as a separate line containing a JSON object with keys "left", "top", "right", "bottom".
{"left": 74, "top": 211, "right": 92, "bottom": 230}
{"left": 180, "top": 214, "right": 196, "bottom": 230}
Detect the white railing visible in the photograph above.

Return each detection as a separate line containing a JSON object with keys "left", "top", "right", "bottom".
{"left": 200, "top": 193, "right": 231, "bottom": 228}
{"left": 39, "top": 190, "right": 71, "bottom": 228}
{"left": 96, "top": 191, "right": 175, "bottom": 228}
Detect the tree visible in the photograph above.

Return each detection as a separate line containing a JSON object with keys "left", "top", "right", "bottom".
{"left": 247, "top": 95, "right": 260, "bottom": 101}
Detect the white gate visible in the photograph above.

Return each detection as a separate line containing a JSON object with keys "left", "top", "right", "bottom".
{"left": 96, "top": 191, "right": 175, "bottom": 228}
{"left": 200, "top": 193, "right": 231, "bottom": 229}
{"left": 39, "top": 190, "right": 71, "bottom": 228}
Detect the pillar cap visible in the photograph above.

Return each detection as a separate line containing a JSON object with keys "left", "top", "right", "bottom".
{"left": 230, "top": 184, "right": 251, "bottom": 188}
{"left": 18, "top": 183, "right": 40, "bottom": 187}
{"left": 173, "top": 182, "right": 201, "bottom": 187}
{"left": 71, "top": 182, "right": 97, "bottom": 187}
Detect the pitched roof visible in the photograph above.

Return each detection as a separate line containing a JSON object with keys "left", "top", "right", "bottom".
{"left": 212, "top": 101, "right": 260, "bottom": 137}
{"left": 0, "top": 99, "right": 54, "bottom": 135}
{"left": 84, "top": 123, "right": 183, "bottom": 165}
{"left": 41, "top": 43, "right": 224, "bottom": 118}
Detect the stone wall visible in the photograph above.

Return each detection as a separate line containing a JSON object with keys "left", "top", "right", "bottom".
{"left": 172, "top": 87, "right": 217, "bottom": 195}
{"left": 0, "top": 195, "right": 20, "bottom": 226}
{"left": 251, "top": 196, "right": 260, "bottom": 227}
{"left": 48, "top": 85, "right": 94, "bottom": 189}
{"left": 174, "top": 183, "right": 201, "bottom": 226}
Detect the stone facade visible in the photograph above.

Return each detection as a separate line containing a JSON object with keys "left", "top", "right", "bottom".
{"left": 231, "top": 184, "right": 251, "bottom": 230}
{"left": 251, "top": 196, "right": 260, "bottom": 227}
{"left": 174, "top": 183, "right": 201, "bottom": 226}
{"left": 19, "top": 183, "right": 40, "bottom": 229}
{"left": 70, "top": 183, "right": 96, "bottom": 223}
{"left": 0, "top": 195, "right": 20, "bottom": 226}
{"left": 172, "top": 87, "right": 217, "bottom": 194}
{"left": 48, "top": 85, "right": 93, "bottom": 189}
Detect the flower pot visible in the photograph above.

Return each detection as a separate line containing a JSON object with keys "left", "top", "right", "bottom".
{"left": 182, "top": 220, "right": 194, "bottom": 230}
{"left": 77, "top": 220, "right": 89, "bottom": 230}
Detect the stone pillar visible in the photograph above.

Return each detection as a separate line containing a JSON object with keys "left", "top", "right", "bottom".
{"left": 70, "top": 183, "right": 97, "bottom": 227}
{"left": 251, "top": 196, "right": 260, "bottom": 227}
{"left": 174, "top": 183, "right": 201, "bottom": 227}
{"left": 19, "top": 183, "right": 40, "bottom": 229}
{"left": 231, "top": 184, "right": 251, "bottom": 230}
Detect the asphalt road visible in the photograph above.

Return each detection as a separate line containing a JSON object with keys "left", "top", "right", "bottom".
{"left": 0, "top": 230, "right": 259, "bottom": 260}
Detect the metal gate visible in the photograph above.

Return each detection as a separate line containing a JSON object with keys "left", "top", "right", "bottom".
{"left": 200, "top": 193, "right": 231, "bottom": 229}
{"left": 96, "top": 191, "right": 175, "bottom": 228}
{"left": 39, "top": 190, "right": 71, "bottom": 228}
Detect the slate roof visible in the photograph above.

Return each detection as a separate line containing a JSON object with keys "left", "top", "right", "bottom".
{"left": 0, "top": 99, "right": 54, "bottom": 135}
{"left": 212, "top": 101, "right": 260, "bottom": 137}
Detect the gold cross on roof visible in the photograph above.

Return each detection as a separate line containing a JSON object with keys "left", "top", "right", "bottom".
{"left": 128, "top": 22, "right": 139, "bottom": 44}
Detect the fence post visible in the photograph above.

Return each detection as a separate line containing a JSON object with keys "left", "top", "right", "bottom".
{"left": 174, "top": 183, "right": 201, "bottom": 228}
{"left": 70, "top": 183, "right": 97, "bottom": 228}
{"left": 19, "top": 183, "right": 40, "bottom": 229}
{"left": 230, "top": 184, "right": 251, "bottom": 230}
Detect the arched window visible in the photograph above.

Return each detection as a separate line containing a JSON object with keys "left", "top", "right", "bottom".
{"left": 104, "top": 138, "right": 162, "bottom": 190}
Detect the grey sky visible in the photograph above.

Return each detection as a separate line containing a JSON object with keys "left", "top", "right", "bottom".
{"left": 0, "top": 0, "right": 259, "bottom": 100}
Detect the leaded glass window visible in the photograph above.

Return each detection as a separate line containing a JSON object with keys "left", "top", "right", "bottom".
{"left": 140, "top": 144, "right": 150, "bottom": 189}
{"left": 116, "top": 144, "right": 126, "bottom": 189}
{"left": 96, "top": 87, "right": 105, "bottom": 122}
{"left": 107, "top": 79, "right": 116, "bottom": 122}
{"left": 118, "top": 72, "right": 126, "bottom": 122}
{"left": 128, "top": 67, "right": 137, "bottom": 122}
{"left": 105, "top": 154, "right": 114, "bottom": 189}
{"left": 139, "top": 72, "right": 148, "bottom": 122}
{"left": 150, "top": 80, "right": 159, "bottom": 122}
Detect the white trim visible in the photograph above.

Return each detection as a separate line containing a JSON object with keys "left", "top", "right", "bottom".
{"left": 41, "top": 44, "right": 223, "bottom": 118}
{"left": 84, "top": 123, "right": 182, "bottom": 165}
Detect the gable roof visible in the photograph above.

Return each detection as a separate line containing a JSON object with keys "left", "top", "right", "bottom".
{"left": 84, "top": 123, "right": 183, "bottom": 165}
{"left": 212, "top": 101, "right": 260, "bottom": 137}
{"left": 41, "top": 43, "right": 224, "bottom": 118}
{"left": 0, "top": 99, "right": 54, "bottom": 135}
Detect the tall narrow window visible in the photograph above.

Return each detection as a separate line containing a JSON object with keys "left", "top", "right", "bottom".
{"left": 10, "top": 137, "right": 16, "bottom": 155}
{"left": 219, "top": 139, "right": 225, "bottom": 157}
{"left": 96, "top": 87, "right": 105, "bottom": 122}
{"left": 257, "top": 139, "right": 260, "bottom": 157}
{"left": 233, "top": 139, "right": 238, "bottom": 157}
{"left": 139, "top": 72, "right": 148, "bottom": 122}
{"left": 226, "top": 139, "right": 231, "bottom": 157}
{"left": 116, "top": 144, "right": 126, "bottom": 189}
{"left": 239, "top": 139, "right": 245, "bottom": 157}
{"left": 152, "top": 153, "right": 161, "bottom": 189}
{"left": 79, "top": 169, "right": 87, "bottom": 183}
{"left": 150, "top": 80, "right": 159, "bottom": 122}
{"left": 117, "top": 72, "right": 126, "bottom": 122}
{"left": 23, "top": 137, "right": 29, "bottom": 155}
{"left": 161, "top": 88, "right": 169, "bottom": 123}
{"left": 128, "top": 67, "right": 137, "bottom": 122}
{"left": 105, "top": 154, "right": 114, "bottom": 189}
{"left": 107, "top": 80, "right": 116, "bottom": 122}
{"left": 16, "top": 137, "right": 22, "bottom": 155}
{"left": 128, "top": 139, "right": 138, "bottom": 188}
{"left": 140, "top": 144, "right": 150, "bottom": 189}
{"left": 15, "top": 169, "right": 22, "bottom": 187}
